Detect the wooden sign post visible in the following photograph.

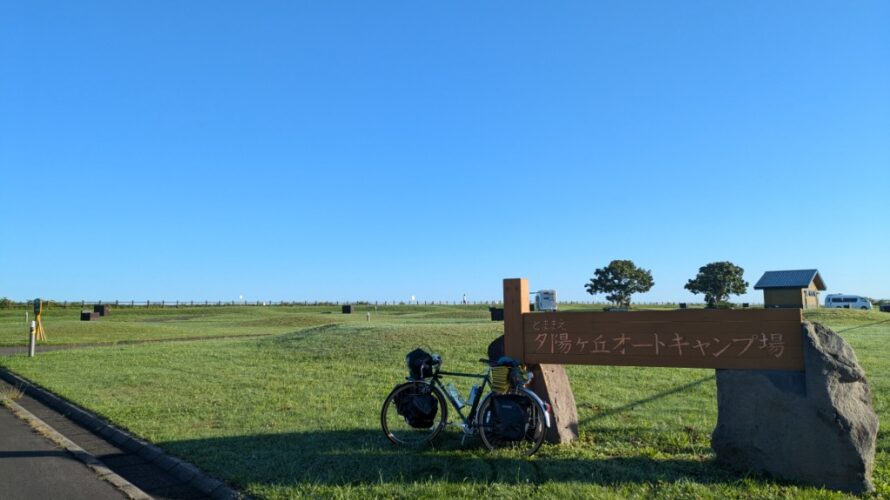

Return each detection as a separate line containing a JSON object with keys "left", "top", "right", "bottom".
{"left": 503, "top": 279, "right": 580, "bottom": 443}
{"left": 503, "top": 278, "right": 804, "bottom": 443}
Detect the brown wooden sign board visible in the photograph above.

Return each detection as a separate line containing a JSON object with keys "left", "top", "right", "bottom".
{"left": 504, "top": 278, "right": 804, "bottom": 371}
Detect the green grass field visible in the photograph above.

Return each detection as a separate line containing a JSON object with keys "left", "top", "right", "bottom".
{"left": 1, "top": 305, "right": 888, "bottom": 498}
{"left": 0, "top": 304, "right": 494, "bottom": 347}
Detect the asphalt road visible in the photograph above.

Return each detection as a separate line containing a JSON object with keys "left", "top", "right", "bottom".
{"left": 0, "top": 404, "right": 125, "bottom": 500}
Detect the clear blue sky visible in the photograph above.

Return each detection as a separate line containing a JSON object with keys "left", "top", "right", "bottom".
{"left": 2, "top": 1, "right": 888, "bottom": 304}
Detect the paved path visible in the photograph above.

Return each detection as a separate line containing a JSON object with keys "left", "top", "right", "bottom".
{"left": 0, "top": 404, "right": 125, "bottom": 500}
{"left": 0, "top": 377, "right": 212, "bottom": 499}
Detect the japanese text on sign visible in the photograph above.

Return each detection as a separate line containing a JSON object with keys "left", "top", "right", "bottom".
{"left": 532, "top": 332, "right": 787, "bottom": 358}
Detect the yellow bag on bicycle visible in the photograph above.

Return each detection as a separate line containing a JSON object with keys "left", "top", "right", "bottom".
{"left": 490, "top": 357, "right": 527, "bottom": 393}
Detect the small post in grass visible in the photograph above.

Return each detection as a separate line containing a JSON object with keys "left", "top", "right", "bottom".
{"left": 28, "top": 320, "right": 36, "bottom": 357}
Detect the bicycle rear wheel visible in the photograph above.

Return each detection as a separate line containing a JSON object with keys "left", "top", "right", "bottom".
{"left": 381, "top": 381, "right": 448, "bottom": 447}
{"left": 477, "top": 389, "right": 546, "bottom": 456}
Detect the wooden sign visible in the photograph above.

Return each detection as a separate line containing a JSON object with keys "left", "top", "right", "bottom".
{"left": 504, "top": 279, "right": 804, "bottom": 371}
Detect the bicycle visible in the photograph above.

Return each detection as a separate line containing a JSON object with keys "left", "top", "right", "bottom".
{"left": 380, "top": 348, "right": 552, "bottom": 455}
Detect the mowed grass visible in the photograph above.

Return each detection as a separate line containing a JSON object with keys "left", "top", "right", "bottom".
{"left": 0, "top": 304, "right": 491, "bottom": 347}
{"left": 1, "top": 306, "right": 889, "bottom": 498}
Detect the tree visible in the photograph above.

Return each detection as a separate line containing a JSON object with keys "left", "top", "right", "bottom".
{"left": 684, "top": 261, "right": 748, "bottom": 308}
{"left": 584, "top": 260, "right": 654, "bottom": 308}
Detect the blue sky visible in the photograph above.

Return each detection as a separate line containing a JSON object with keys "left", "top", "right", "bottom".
{"left": 1, "top": 1, "right": 888, "bottom": 304}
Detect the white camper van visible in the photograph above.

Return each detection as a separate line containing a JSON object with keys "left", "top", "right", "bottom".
{"left": 824, "top": 294, "right": 873, "bottom": 310}
{"left": 534, "top": 290, "right": 558, "bottom": 312}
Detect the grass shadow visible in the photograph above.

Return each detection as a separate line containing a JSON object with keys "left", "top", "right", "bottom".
{"left": 160, "top": 428, "right": 755, "bottom": 491}
{"left": 577, "top": 375, "right": 716, "bottom": 425}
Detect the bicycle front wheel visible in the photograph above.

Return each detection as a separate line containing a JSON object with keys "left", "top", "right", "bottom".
{"left": 477, "top": 389, "right": 546, "bottom": 456}
{"left": 381, "top": 381, "right": 448, "bottom": 448}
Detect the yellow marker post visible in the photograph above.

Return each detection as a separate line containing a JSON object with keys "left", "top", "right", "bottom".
{"left": 33, "top": 298, "right": 47, "bottom": 342}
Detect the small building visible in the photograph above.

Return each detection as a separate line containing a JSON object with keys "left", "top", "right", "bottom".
{"left": 754, "top": 269, "right": 826, "bottom": 309}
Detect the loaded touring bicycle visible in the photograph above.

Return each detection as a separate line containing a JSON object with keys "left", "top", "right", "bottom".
{"left": 381, "top": 347, "right": 551, "bottom": 455}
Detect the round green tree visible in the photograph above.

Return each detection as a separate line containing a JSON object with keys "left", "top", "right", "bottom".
{"left": 584, "top": 259, "right": 654, "bottom": 308}
{"left": 684, "top": 261, "right": 749, "bottom": 308}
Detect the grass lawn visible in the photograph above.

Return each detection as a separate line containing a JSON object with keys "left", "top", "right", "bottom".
{"left": 1, "top": 306, "right": 888, "bottom": 498}
{"left": 0, "top": 304, "right": 491, "bottom": 347}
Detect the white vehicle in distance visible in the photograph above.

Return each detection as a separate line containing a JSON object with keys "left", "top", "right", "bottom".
{"left": 534, "top": 290, "right": 558, "bottom": 312}
{"left": 824, "top": 294, "right": 873, "bottom": 310}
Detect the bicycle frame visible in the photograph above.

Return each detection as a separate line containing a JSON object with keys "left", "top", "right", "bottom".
{"left": 429, "top": 369, "right": 490, "bottom": 430}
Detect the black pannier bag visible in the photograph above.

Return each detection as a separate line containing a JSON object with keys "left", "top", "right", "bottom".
{"left": 395, "top": 386, "right": 439, "bottom": 429}
{"left": 406, "top": 348, "right": 435, "bottom": 380}
{"left": 489, "top": 394, "right": 532, "bottom": 441}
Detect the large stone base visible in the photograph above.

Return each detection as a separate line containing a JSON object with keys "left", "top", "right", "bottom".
{"left": 712, "top": 322, "right": 878, "bottom": 494}
{"left": 529, "top": 364, "right": 579, "bottom": 444}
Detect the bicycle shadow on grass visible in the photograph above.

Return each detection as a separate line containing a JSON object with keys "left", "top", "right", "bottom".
{"left": 158, "top": 427, "right": 754, "bottom": 490}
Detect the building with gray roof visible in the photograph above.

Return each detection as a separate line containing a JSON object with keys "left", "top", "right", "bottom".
{"left": 754, "top": 269, "right": 826, "bottom": 309}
